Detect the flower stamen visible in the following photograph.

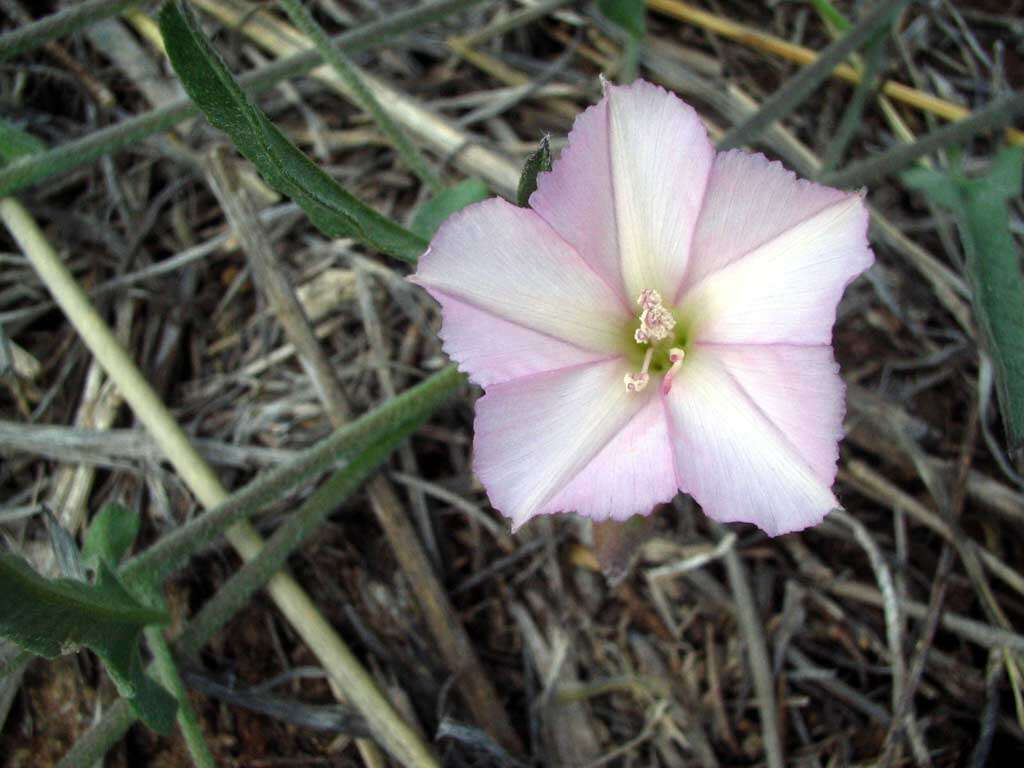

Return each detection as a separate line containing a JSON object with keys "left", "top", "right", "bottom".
{"left": 624, "top": 347, "right": 654, "bottom": 392}
{"left": 633, "top": 289, "right": 675, "bottom": 344}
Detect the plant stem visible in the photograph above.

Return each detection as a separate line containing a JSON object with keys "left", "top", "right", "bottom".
{"left": 120, "top": 364, "right": 461, "bottom": 583}
{"left": 0, "top": 0, "right": 141, "bottom": 61}
{"left": 277, "top": 0, "right": 442, "bottom": 192}
{"left": 1, "top": 198, "right": 441, "bottom": 767}
{"left": 144, "top": 627, "right": 217, "bottom": 768}
{"left": 717, "top": 0, "right": 910, "bottom": 151}
{"left": 0, "top": 0, "right": 485, "bottom": 196}
{"left": 176, "top": 430, "right": 408, "bottom": 659}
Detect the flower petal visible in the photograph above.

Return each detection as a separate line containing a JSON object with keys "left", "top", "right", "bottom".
{"left": 680, "top": 193, "right": 872, "bottom": 346}
{"left": 473, "top": 359, "right": 648, "bottom": 528}
{"left": 435, "top": 296, "right": 610, "bottom": 387}
{"left": 664, "top": 348, "right": 839, "bottom": 536}
{"left": 412, "top": 198, "right": 628, "bottom": 355}
{"left": 528, "top": 98, "right": 624, "bottom": 300}
{"left": 679, "top": 150, "right": 851, "bottom": 295}
{"left": 530, "top": 80, "right": 713, "bottom": 302}
{"left": 700, "top": 343, "right": 845, "bottom": 484}
{"left": 539, "top": 388, "right": 678, "bottom": 522}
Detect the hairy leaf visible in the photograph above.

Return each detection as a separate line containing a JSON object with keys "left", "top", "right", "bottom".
{"left": 515, "top": 136, "right": 552, "bottom": 207}
{"left": 904, "top": 147, "right": 1024, "bottom": 451}
{"left": 411, "top": 178, "right": 489, "bottom": 238}
{"left": 0, "top": 554, "right": 176, "bottom": 732}
{"left": 83, "top": 502, "right": 141, "bottom": 567}
{"left": 158, "top": 0, "right": 427, "bottom": 263}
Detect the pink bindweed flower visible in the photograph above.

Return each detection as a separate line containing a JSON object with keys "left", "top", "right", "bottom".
{"left": 411, "top": 80, "right": 873, "bottom": 536}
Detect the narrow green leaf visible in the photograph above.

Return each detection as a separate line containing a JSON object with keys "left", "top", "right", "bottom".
{"left": 807, "top": 0, "right": 850, "bottom": 33}
{"left": 411, "top": 178, "right": 489, "bottom": 238}
{"left": 0, "top": 119, "right": 45, "bottom": 164}
{"left": 516, "top": 136, "right": 552, "bottom": 207}
{"left": 598, "top": 0, "right": 645, "bottom": 39}
{"left": 904, "top": 147, "right": 1024, "bottom": 451}
{"left": 83, "top": 503, "right": 141, "bottom": 567}
{"left": 0, "top": 555, "right": 166, "bottom": 685}
{"left": 157, "top": 0, "right": 427, "bottom": 263}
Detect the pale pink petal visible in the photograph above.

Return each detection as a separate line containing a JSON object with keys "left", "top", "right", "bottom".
{"left": 412, "top": 198, "right": 628, "bottom": 355}
{"left": 528, "top": 98, "right": 624, "bottom": 300}
{"left": 664, "top": 348, "right": 839, "bottom": 536}
{"left": 701, "top": 343, "right": 845, "bottom": 484}
{"left": 679, "top": 193, "right": 873, "bottom": 346}
{"left": 607, "top": 81, "right": 714, "bottom": 300}
{"left": 539, "top": 389, "right": 678, "bottom": 522}
{"left": 679, "top": 150, "right": 850, "bottom": 295}
{"left": 530, "top": 80, "right": 714, "bottom": 302}
{"left": 435, "top": 296, "right": 610, "bottom": 387}
{"left": 473, "top": 359, "right": 649, "bottom": 529}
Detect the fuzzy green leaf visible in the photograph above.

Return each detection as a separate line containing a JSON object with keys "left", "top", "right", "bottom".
{"left": 515, "top": 136, "right": 552, "bottom": 207}
{"left": 411, "top": 178, "right": 489, "bottom": 238}
{"left": 904, "top": 147, "right": 1024, "bottom": 451}
{"left": 0, "top": 554, "right": 176, "bottom": 733}
{"left": 83, "top": 502, "right": 141, "bottom": 567}
{"left": 158, "top": 0, "right": 427, "bottom": 263}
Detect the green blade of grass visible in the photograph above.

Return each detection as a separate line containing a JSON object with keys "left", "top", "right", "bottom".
{"left": 718, "top": 0, "right": 909, "bottom": 151}
{"left": 822, "top": 92, "right": 1024, "bottom": 189}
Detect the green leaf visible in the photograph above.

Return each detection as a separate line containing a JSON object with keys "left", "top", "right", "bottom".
{"left": 410, "top": 178, "right": 489, "bottom": 238}
{"left": 515, "top": 136, "right": 552, "bottom": 207}
{"left": 128, "top": 646, "right": 178, "bottom": 734}
{"left": 157, "top": 0, "right": 427, "bottom": 263}
{"left": 904, "top": 147, "right": 1024, "bottom": 451}
{"left": 83, "top": 502, "right": 141, "bottom": 567}
{"left": 0, "top": 554, "right": 176, "bottom": 732}
{"left": 0, "top": 118, "right": 45, "bottom": 164}
{"left": 598, "top": 0, "right": 645, "bottom": 39}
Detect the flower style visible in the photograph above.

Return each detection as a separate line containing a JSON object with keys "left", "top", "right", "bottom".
{"left": 411, "top": 80, "right": 873, "bottom": 536}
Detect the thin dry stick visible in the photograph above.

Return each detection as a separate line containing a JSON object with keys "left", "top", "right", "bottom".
{"left": 720, "top": 533, "right": 785, "bottom": 768}
{"left": 0, "top": 197, "right": 439, "bottom": 768}
{"left": 204, "top": 148, "right": 391, "bottom": 768}
{"left": 647, "top": 0, "right": 1024, "bottom": 146}
{"left": 205, "top": 152, "right": 522, "bottom": 754}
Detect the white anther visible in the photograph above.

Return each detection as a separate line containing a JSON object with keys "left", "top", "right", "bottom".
{"left": 624, "top": 372, "right": 650, "bottom": 392}
{"left": 633, "top": 288, "right": 675, "bottom": 345}
{"left": 625, "top": 348, "right": 655, "bottom": 393}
